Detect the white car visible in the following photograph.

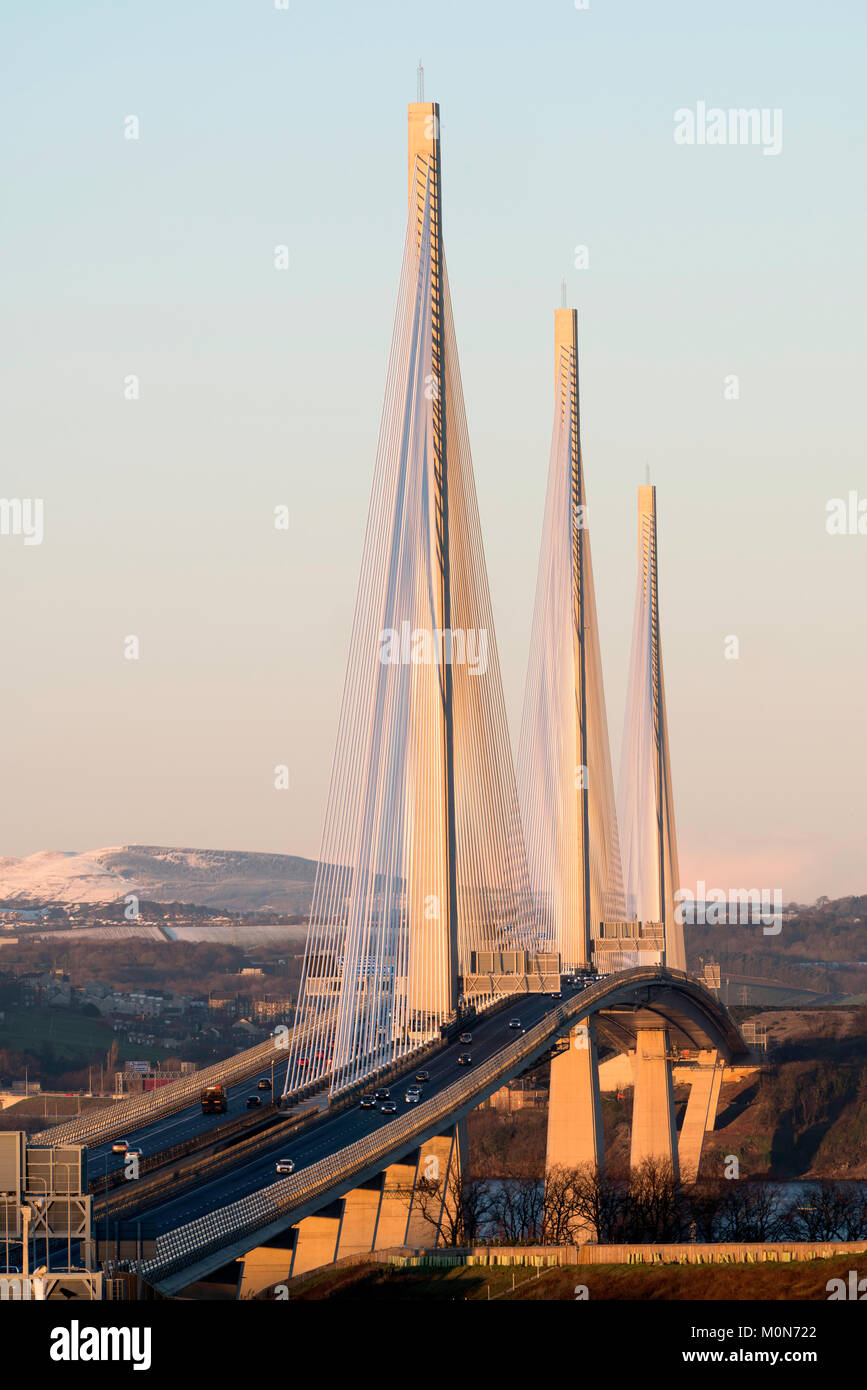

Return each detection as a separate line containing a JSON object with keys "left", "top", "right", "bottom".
{"left": 111, "top": 1139, "right": 130, "bottom": 1154}
{"left": 275, "top": 1158, "right": 296, "bottom": 1175}
{"left": 405, "top": 1091, "right": 420, "bottom": 1104}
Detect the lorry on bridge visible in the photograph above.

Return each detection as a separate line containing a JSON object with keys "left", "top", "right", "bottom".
{"left": 201, "top": 1084, "right": 228, "bottom": 1114}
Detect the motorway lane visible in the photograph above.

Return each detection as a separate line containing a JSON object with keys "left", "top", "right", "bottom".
{"left": 87, "top": 1061, "right": 284, "bottom": 1178}
{"left": 131, "top": 985, "right": 586, "bottom": 1236}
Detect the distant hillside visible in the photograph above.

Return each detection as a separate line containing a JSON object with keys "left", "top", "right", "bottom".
{"left": 0, "top": 846, "right": 317, "bottom": 914}
{"left": 686, "top": 893, "right": 867, "bottom": 999}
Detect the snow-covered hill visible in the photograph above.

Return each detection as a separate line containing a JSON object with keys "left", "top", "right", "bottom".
{"left": 0, "top": 846, "right": 317, "bottom": 913}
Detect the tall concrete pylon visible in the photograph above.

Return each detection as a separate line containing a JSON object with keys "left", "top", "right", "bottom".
{"left": 405, "top": 99, "right": 459, "bottom": 1019}
{"left": 518, "top": 308, "right": 624, "bottom": 972}
{"left": 618, "top": 485, "right": 685, "bottom": 970}
{"left": 286, "top": 100, "right": 535, "bottom": 1096}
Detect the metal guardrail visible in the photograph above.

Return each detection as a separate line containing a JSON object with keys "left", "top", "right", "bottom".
{"left": 138, "top": 967, "right": 745, "bottom": 1281}
{"left": 90, "top": 1103, "right": 282, "bottom": 1197}
{"left": 28, "top": 976, "right": 551, "bottom": 1151}
{"left": 105, "top": 1106, "right": 315, "bottom": 1220}
{"left": 141, "top": 995, "right": 578, "bottom": 1279}
{"left": 29, "top": 1035, "right": 289, "bottom": 1147}
{"left": 104, "top": 968, "right": 740, "bottom": 1281}
{"left": 28, "top": 998, "right": 464, "bottom": 1150}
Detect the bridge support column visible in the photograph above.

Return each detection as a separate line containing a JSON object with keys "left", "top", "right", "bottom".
{"left": 707, "top": 1056, "right": 723, "bottom": 1131}
{"left": 289, "top": 1202, "right": 342, "bottom": 1276}
{"left": 334, "top": 1179, "right": 383, "bottom": 1261}
{"left": 405, "top": 1127, "right": 463, "bottom": 1246}
{"left": 236, "top": 1242, "right": 294, "bottom": 1298}
{"left": 373, "top": 1160, "right": 418, "bottom": 1249}
{"left": 677, "top": 1050, "right": 722, "bottom": 1183}
{"left": 546, "top": 1018, "right": 605, "bottom": 1173}
{"left": 629, "top": 1027, "right": 679, "bottom": 1178}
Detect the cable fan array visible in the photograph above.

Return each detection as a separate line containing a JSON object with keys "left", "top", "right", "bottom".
{"left": 288, "top": 113, "right": 684, "bottom": 1098}
{"left": 516, "top": 326, "right": 624, "bottom": 972}
{"left": 617, "top": 489, "right": 685, "bottom": 970}
{"left": 286, "top": 174, "right": 535, "bottom": 1096}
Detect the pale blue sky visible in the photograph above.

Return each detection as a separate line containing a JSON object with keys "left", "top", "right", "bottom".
{"left": 1, "top": 1, "right": 864, "bottom": 902}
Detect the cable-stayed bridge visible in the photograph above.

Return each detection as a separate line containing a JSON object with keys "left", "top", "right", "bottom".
{"left": 285, "top": 95, "right": 539, "bottom": 1100}
{"left": 20, "top": 93, "right": 746, "bottom": 1296}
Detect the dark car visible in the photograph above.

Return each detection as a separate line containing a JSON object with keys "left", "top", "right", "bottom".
{"left": 415, "top": 1070, "right": 430, "bottom": 1083}
{"left": 457, "top": 1053, "right": 472, "bottom": 1066}
{"left": 257, "top": 1079, "right": 272, "bottom": 1090}
{"left": 374, "top": 1088, "right": 390, "bottom": 1100}
{"left": 360, "top": 1096, "right": 377, "bottom": 1109}
{"left": 380, "top": 1101, "right": 398, "bottom": 1114}
{"left": 508, "top": 1019, "right": 522, "bottom": 1030}
{"left": 246, "top": 1095, "right": 262, "bottom": 1108}
{"left": 459, "top": 1032, "right": 473, "bottom": 1044}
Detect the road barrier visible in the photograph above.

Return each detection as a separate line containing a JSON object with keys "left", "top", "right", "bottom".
{"left": 29, "top": 1036, "right": 290, "bottom": 1147}
{"left": 91, "top": 1103, "right": 282, "bottom": 1198}
{"left": 140, "top": 993, "right": 585, "bottom": 1280}
{"left": 124, "top": 968, "right": 742, "bottom": 1284}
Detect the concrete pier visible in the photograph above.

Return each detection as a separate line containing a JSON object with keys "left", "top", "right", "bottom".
{"left": 546, "top": 1018, "right": 605, "bottom": 1172}
{"left": 629, "top": 1027, "right": 679, "bottom": 1176}
{"left": 677, "top": 1050, "right": 721, "bottom": 1182}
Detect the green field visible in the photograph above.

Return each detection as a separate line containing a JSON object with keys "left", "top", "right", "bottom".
{"left": 0, "top": 1007, "right": 174, "bottom": 1063}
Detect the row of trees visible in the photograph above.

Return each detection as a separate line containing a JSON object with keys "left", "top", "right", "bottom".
{"left": 410, "top": 1160, "right": 867, "bottom": 1247}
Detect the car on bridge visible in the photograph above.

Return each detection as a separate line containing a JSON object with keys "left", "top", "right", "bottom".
{"left": 275, "top": 1158, "right": 295, "bottom": 1175}
{"left": 359, "top": 1096, "right": 376, "bottom": 1109}
{"left": 459, "top": 1032, "right": 473, "bottom": 1043}
{"left": 246, "top": 1095, "right": 262, "bottom": 1108}
{"left": 380, "top": 1101, "right": 397, "bottom": 1114}
{"left": 257, "top": 1079, "right": 272, "bottom": 1090}
{"left": 111, "top": 1139, "right": 130, "bottom": 1154}
{"left": 374, "top": 1088, "right": 390, "bottom": 1100}
{"left": 508, "top": 1018, "right": 523, "bottom": 1031}
{"left": 404, "top": 1087, "right": 420, "bottom": 1103}
{"left": 126, "top": 1147, "right": 143, "bottom": 1161}
{"left": 457, "top": 1053, "right": 473, "bottom": 1066}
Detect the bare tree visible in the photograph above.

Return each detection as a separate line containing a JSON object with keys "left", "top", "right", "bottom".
{"left": 784, "top": 1181, "right": 867, "bottom": 1242}
{"left": 626, "top": 1158, "right": 686, "bottom": 1242}
{"left": 570, "top": 1163, "right": 630, "bottom": 1244}
{"left": 541, "top": 1165, "right": 584, "bottom": 1244}
{"left": 490, "top": 1168, "right": 545, "bottom": 1245}
{"left": 716, "top": 1179, "right": 790, "bottom": 1242}
{"left": 405, "top": 1168, "right": 494, "bottom": 1247}
{"left": 685, "top": 1179, "right": 726, "bottom": 1242}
